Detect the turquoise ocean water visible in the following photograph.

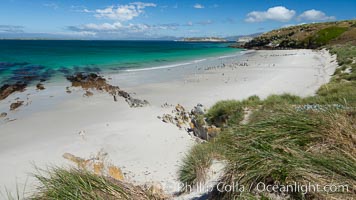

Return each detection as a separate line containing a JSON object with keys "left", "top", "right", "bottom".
{"left": 0, "top": 40, "right": 241, "bottom": 85}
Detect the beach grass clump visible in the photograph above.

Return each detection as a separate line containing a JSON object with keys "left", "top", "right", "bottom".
{"left": 178, "top": 143, "right": 216, "bottom": 188}
{"left": 242, "top": 95, "right": 261, "bottom": 105}
{"left": 330, "top": 44, "right": 356, "bottom": 66}
{"left": 29, "top": 167, "right": 163, "bottom": 200}
{"left": 204, "top": 96, "right": 262, "bottom": 127}
{"left": 263, "top": 93, "right": 303, "bottom": 107}
{"left": 205, "top": 100, "right": 245, "bottom": 127}
{"left": 312, "top": 81, "right": 356, "bottom": 105}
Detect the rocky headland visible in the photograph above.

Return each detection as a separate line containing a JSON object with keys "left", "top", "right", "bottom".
{"left": 241, "top": 20, "right": 356, "bottom": 49}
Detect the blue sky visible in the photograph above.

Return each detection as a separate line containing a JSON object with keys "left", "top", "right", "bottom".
{"left": 0, "top": 0, "right": 355, "bottom": 39}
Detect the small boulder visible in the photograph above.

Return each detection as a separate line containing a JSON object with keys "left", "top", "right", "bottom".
{"left": 0, "top": 112, "right": 7, "bottom": 118}
{"left": 145, "top": 182, "right": 167, "bottom": 199}
{"left": 36, "top": 83, "right": 45, "bottom": 90}
{"left": 62, "top": 153, "right": 89, "bottom": 169}
{"left": 65, "top": 87, "right": 72, "bottom": 94}
{"left": 207, "top": 125, "right": 221, "bottom": 138}
{"left": 108, "top": 165, "right": 124, "bottom": 181}
{"left": 189, "top": 122, "right": 195, "bottom": 129}
{"left": 162, "top": 114, "right": 174, "bottom": 123}
{"left": 191, "top": 103, "right": 205, "bottom": 115}
{"left": 84, "top": 90, "right": 94, "bottom": 97}
{"left": 175, "top": 104, "right": 185, "bottom": 112}
{"left": 10, "top": 101, "right": 24, "bottom": 111}
{"left": 126, "top": 97, "right": 149, "bottom": 107}
{"left": 93, "top": 161, "right": 104, "bottom": 175}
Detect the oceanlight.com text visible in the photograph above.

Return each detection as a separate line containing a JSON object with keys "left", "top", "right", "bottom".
{"left": 177, "top": 182, "right": 351, "bottom": 195}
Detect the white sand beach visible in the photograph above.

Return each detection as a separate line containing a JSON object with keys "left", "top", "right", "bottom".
{"left": 0, "top": 49, "right": 337, "bottom": 197}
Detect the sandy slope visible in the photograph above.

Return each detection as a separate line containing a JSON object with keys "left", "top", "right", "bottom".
{"left": 0, "top": 49, "right": 337, "bottom": 197}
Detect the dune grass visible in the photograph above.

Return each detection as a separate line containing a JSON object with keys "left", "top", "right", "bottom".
{"left": 179, "top": 101, "right": 355, "bottom": 199}
{"left": 178, "top": 144, "right": 215, "bottom": 187}
{"left": 31, "top": 167, "right": 130, "bottom": 200}
{"left": 205, "top": 95, "right": 261, "bottom": 126}
{"left": 330, "top": 45, "right": 356, "bottom": 66}
{"left": 4, "top": 166, "right": 165, "bottom": 200}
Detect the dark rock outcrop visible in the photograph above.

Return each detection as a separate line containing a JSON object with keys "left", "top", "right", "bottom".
{"left": 10, "top": 101, "right": 24, "bottom": 110}
{"left": 160, "top": 103, "right": 221, "bottom": 140}
{"left": 36, "top": 83, "right": 45, "bottom": 90}
{"left": 0, "top": 82, "right": 27, "bottom": 101}
{"left": 0, "top": 112, "right": 7, "bottom": 118}
{"left": 84, "top": 90, "right": 93, "bottom": 97}
{"left": 66, "top": 73, "right": 148, "bottom": 107}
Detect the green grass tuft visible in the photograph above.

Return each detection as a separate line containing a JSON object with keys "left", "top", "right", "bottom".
{"left": 178, "top": 144, "right": 215, "bottom": 188}
{"left": 181, "top": 106, "right": 356, "bottom": 199}
{"left": 205, "top": 100, "right": 245, "bottom": 127}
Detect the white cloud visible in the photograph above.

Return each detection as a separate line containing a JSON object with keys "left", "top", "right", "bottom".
{"left": 298, "top": 9, "right": 335, "bottom": 21}
{"left": 82, "top": 22, "right": 124, "bottom": 31}
{"left": 70, "top": 5, "right": 90, "bottom": 13}
{"left": 0, "top": 25, "right": 24, "bottom": 33}
{"left": 193, "top": 4, "right": 204, "bottom": 9}
{"left": 83, "top": 9, "right": 92, "bottom": 13}
{"left": 187, "top": 21, "right": 193, "bottom": 26}
{"left": 281, "top": 24, "right": 295, "bottom": 28}
{"left": 56, "top": 31, "right": 97, "bottom": 37}
{"left": 197, "top": 20, "right": 213, "bottom": 25}
{"left": 94, "top": 2, "right": 156, "bottom": 21}
{"left": 188, "top": 29, "right": 200, "bottom": 33}
{"left": 131, "top": 2, "right": 156, "bottom": 9}
{"left": 44, "top": 3, "right": 59, "bottom": 10}
{"left": 245, "top": 6, "right": 296, "bottom": 22}
{"left": 70, "top": 22, "right": 146, "bottom": 33}
{"left": 69, "top": 22, "right": 178, "bottom": 34}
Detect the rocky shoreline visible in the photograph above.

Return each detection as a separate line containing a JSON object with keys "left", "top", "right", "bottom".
{"left": 0, "top": 72, "right": 149, "bottom": 114}
{"left": 66, "top": 73, "right": 149, "bottom": 107}
{"left": 0, "top": 82, "right": 27, "bottom": 100}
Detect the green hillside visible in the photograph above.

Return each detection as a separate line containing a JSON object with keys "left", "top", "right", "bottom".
{"left": 244, "top": 20, "right": 356, "bottom": 49}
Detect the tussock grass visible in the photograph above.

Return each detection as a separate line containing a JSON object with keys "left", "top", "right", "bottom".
{"left": 312, "top": 82, "right": 356, "bottom": 105}
{"left": 330, "top": 44, "right": 356, "bottom": 66}
{"left": 181, "top": 106, "right": 356, "bottom": 199}
{"left": 263, "top": 93, "right": 303, "bottom": 107}
{"left": 205, "top": 96, "right": 262, "bottom": 126}
{"left": 205, "top": 100, "right": 245, "bottom": 127}
{"left": 178, "top": 144, "right": 214, "bottom": 187}
{"left": 29, "top": 167, "right": 163, "bottom": 200}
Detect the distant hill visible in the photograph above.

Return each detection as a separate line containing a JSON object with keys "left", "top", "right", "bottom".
{"left": 244, "top": 20, "right": 356, "bottom": 49}
{"left": 224, "top": 32, "right": 263, "bottom": 42}
{"left": 180, "top": 37, "right": 227, "bottom": 42}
